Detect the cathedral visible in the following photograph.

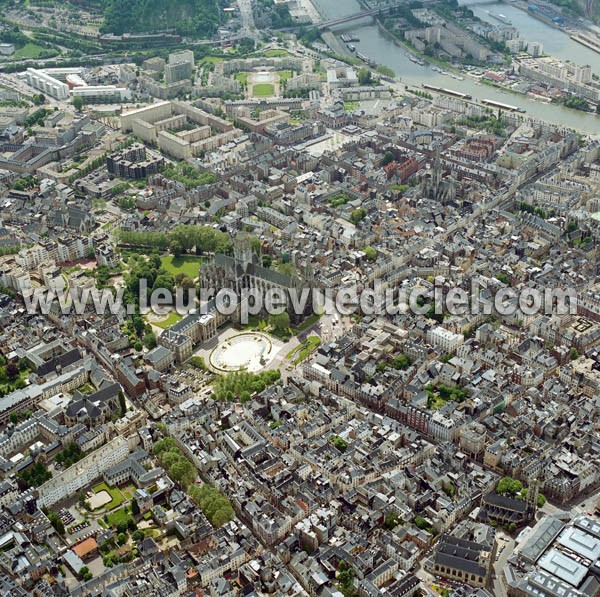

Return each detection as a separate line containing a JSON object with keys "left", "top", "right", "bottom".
{"left": 200, "top": 233, "right": 313, "bottom": 325}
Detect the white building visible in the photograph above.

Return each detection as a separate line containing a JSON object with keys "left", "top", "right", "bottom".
{"left": 526, "top": 41, "right": 543, "bottom": 57}
{"left": 37, "top": 436, "right": 129, "bottom": 508}
{"left": 71, "top": 86, "right": 132, "bottom": 103}
{"left": 0, "top": 43, "right": 15, "bottom": 56}
{"left": 25, "top": 68, "right": 69, "bottom": 100}
{"left": 427, "top": 326, "right": 465, "bottom": 353}
{"left": 429, "top": 411, "right": 462, "bottom": 442}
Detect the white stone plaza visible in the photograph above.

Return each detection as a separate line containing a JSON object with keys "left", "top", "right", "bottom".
{"left": 208, "top": 331, "right": 280, "bottom": 373}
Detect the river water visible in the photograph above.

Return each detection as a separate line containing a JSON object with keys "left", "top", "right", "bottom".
{"left": 312, "top": 0, "right": 600, "bottom": 132}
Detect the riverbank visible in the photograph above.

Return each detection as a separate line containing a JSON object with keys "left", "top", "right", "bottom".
{"left": 371, "top": 17, "right": 530, "bottom": 100}
{"left": 373, "top": 16, "right": 479, "bottom": 78}
{"left": 510, "top": 0, "right": 600, "bottom": 51}
{"left": 569, "top": 32, "right": 600, "bottom": 55}
{"left": 309, "top": 0, "right": 600, "bottom": 130}
{"left": 369, "top": 9, "right": 600, "bottom": 124}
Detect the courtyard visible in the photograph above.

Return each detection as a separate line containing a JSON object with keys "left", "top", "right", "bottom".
{"left": 247, "top": 71, "right": 280, "bottom": 98}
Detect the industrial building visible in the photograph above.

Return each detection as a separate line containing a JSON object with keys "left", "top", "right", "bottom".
{"left": 506, "top": 514, "right": 600, "bottom": 596}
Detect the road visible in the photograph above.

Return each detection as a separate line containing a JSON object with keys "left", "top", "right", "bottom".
{"left": 237, "top": 0, "right": 258, "bottom": 38}
{"left": 297, "top": 0, "right": 322, "bottom": 24}
{"left": 491, "top": 531, "right": 515, "bottom": 597}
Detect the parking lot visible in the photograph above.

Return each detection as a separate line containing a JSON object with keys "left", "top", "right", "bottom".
{"left": 57, "top": 498, "right": 104, "bottom": 545}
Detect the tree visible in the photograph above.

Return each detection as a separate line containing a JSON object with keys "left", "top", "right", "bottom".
{"left": 392, "top": 354, "right": 412, "bottom": 370}
{"left": 376, "top": 65, "right": 395, "bottom": 78}
{"left": 132, "top": 315, "right": 145, "bottom": 336}
{"left": 337, "top": 560, "right": 356, "bottom": 596}
{"left": 332, "top": 436, "right": 348, "bottom": 453}
{"left": 72, "top": 95, "right": 84, "bottom": 112}
{"left": 497, "top": 477, "right": 523, "bottom": 496}
{"left": 153, "top": 439, "right": 197, "bottom": 488}
{"left": 78, "top": 566, "right": 92, "bottom": 581}
{"left": 212, "top": 369, "right": 280, "bottom": 401}
{"left": 6, "top": 361, "right": 18, "bottom": 379}
{"left": 48, "top": 512, "right": 65, "bottom": 535}
{"left": 363, "top": 246, "right": 377, "bottom": 261}
{"left": 358, "top": 68, "right": 372, "bottom": 86}
{"left": 269, "top": 311, "right": 290, "bottom": 332}
{"left": 415, "top": 516, "right": 433, "bottom": 532}
{"left": 132, "top": 529, "right": 145, "bottom": 541}
{"left": 350, "top": 208, "right": 366, "bottom": 225}
{"left": 384, "top": 512, "right": 402, "bottom": 529}
{"left": 179, "top": 276, "right": 195, "bottom": 290}
{"left": 381, "top": 151, "right": 394, "bottom": 167}
{"left": 131, "top": 498, "right": 140, "bottom": 516}
{"left": 188, "top": 484, "right": 235, "bottom": 528}
{"left": 170, "top": 240, "right": 182, "bottom": 258}
{"left": 278, "top": 262, "right": 294, "bottom": 276}
{"left": 189, "top": 356, "right": 206, "bottom": 370}
{"left": 238, "top": 36, "right": 255, "bottom": 53}
{"left": 117, "top": 532, "right": 127, "bottom": 545}
{"left": 18, "top": 461, "right": 51, "bottom": 488}
{"left": 143, "top": 332, "right": 157, "bottom": 350}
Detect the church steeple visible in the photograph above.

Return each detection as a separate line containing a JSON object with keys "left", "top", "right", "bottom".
{"left": 233, "top": 232, "right": 255, "bottom": 267}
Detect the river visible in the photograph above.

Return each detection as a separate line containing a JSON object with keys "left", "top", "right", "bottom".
{"left": 311, "top": 0, "right": 600, "bottom": 132}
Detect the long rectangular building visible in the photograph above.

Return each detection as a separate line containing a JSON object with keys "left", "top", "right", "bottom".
{"left": 37, "top": 436, "right": 129, "bottom": 508}
{"left": 25, "top": 68, "right": 69, "bottom": 100}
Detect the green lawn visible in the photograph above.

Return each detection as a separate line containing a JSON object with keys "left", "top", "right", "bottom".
{"left": 428, "top": 395, "right": 448, "bottom": 410}
{"left": 253, "top": 83, "right": 275, "bottom": 97}
{"left": 106, "top": 507, "right": 130, "bottom": 527}
{"left": 93, "top": 482, "right": 125, "bottom": 510}
{"left": 264, "top": 49, "right": 289, "bottom": 57}
{"left": 344, "top": 101, "right": 359, "bottom": 112}
{"left": 120, "top": 484, "right": 136, "bottom": 499}
{"left": 13, "top": 43, "right": 45, "bottom": 59}
{"left": 277, "top": 70, "right": 293, "bottom": 81}
{"left": 77, "top": 383, "right": 95, "bottom": 395}
{"left": 160, "top": 255, "right": 203, "bottom": 278}
{"left": 240, "top": 315, "right": 267, "bottom": 330}
{"left": 200, "top": 56, "right": 225, "bottom": 65}
{"left": 1, "top": 367, "right": 30, "bottom": 396}
{"left": 235, "top": 72, "right": 251, "bottom": 85}
{"left": 286, "top": 336, "right": 321, "bottom": 364}
{"left": 0, "top": 367, "right": 29, "bottom": 396}
{"left": 151, "top": 310, "right": 182, "bottom": 330}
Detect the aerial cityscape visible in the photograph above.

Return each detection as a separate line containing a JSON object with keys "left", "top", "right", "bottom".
{"left": 0, "top": 0, "right": 599, "bottom": 595}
